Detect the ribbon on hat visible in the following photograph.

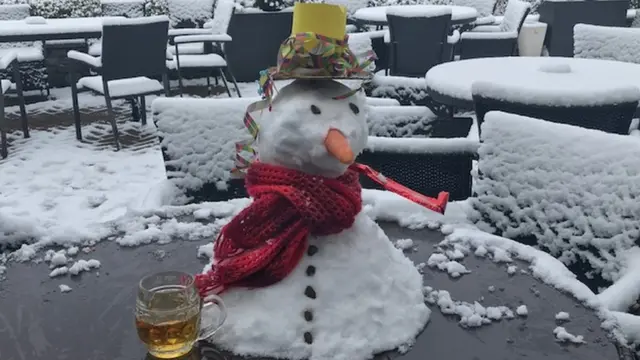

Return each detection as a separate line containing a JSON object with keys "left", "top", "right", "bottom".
{"left": 259, "top": 32, "right": 377, "bottom": 106}
{"left": 230, "top": 100, "right": 267, "bottom": 176}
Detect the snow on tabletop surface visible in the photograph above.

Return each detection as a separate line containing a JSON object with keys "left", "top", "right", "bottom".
{"left": 425, "top": 56, "right": 640, "bottom": 104}
{"left": 353, "top": 5, "right": 477, "bottom": 22}
{"left": 324, "top": 0, "right": 369, "bottom": 15}
{"left": 0, "top": 17, "right": 125, "bottom": 36}
{"left": 556, "top": 311, "right": 570, "bottom": 321}
{"left": 366, "top": 136, "right": 479, "bottom": 154}
{"left": 102, "top": 14, "right": 169, "bottom": 26}
{"left": 553, "top": 326, "right": 585, "bottom": 344}
{"left": 58, "top": 284, "right": 72, "bottom": 293}
{"left": 386, "top": 6, "right": 451, "bottom": 17}
{"left": 78, "top": 76, "right": 164, "bottom": 97}
{"left": 472, "top": 79, "right": 640, "bottom": 107}
{"left": 24, "top": 16, "right": 46, "bottom": 25}
{"left": 424, "top": 288, "right": 515, "bottom": 328}
{"left": 205, "top": 212, "right": 429, "bottom": 360}
{"left": 470, "top": 111, "right": 640, "bottom": 284}
{"left": 574, "top": 24, "right": 640, "bottom": 65}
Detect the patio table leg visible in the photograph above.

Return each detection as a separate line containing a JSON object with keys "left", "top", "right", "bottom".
{"left": 69, "top": 71, "right": 82, "bottom": 140}
{"left": 13, "top": 63, "right": 29, "bottom": 138}
{"left": 101, "top": 81, "right": 121, "bottom": 151}
{"left": 0, "top": 86, "right": 6, "bottom": 159}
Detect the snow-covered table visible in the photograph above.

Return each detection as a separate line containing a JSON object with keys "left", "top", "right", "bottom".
{"left": 425, "top": 56, "right": 640, "bottom": 110}
{"left": 0, "top": 222, "right": 624, "bottom": 360}
{"left": 0, "top": 16, "right": 125, "bottom": 42}
{"left": 353, "top": 5, "right": 478, "bottom": 26}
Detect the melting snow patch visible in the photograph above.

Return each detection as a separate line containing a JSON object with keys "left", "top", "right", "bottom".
{"left": 555, "top": 311, "right": 570, "bottom": 321}
{"left": 516, "top": 305, "right": 528, "bottom": 316}
{"left": 59, "top": 284, "right": 72, "bottom": 293}
{"left": 68, "top": 259, "right": 101, "bottom": 275}
{"left": 49, "top": 251, "right": 68, "bottom": 267}
{"left": 49, "top": 267, "right": 69, "bottom": 278}
{"left": 507, "top": 265, "right": 517, "bottom": 275}
{"left": 427, "top": 253, "right": 471, "bottom": 278}
{"left": 424, "top": 288, "right": 515, "bottom": 328}
{"left": 394, "top": 238, "right": 414, "bottom": 251}
{"left": 553, "top": 326, "right": 585, "bottom": 344}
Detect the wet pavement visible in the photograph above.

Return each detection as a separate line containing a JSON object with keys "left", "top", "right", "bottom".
{"left": 0, "top": 222, "right": 623, "bottom": 360}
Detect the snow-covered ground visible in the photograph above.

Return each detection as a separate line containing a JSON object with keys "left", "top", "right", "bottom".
{"left": 0, "top": 80, "right": 639, "bottom": 354}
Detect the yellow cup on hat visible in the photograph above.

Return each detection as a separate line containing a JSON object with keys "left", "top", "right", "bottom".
{"left": 291, "top": 3, "right": 347, "bottom": 52}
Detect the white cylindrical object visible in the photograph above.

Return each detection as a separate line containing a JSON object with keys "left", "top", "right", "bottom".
{"left": 518, "top": 22, "right": 548, "bottom": 57}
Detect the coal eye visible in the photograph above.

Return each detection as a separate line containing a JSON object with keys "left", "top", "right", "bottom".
{"left": 310, "top": 104, "right": 321, "bottom": 115}
{"left": 349, "top": 103, "right": 360, "bottom": 114}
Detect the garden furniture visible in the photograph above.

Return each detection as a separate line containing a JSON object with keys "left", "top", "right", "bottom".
{"left": 458, "top": 0, "right": 530, "bottom": 59}
{"left": 473, "top": 80, "right": 639, "bottom": 135}
{"left": 353, "top": 4, "right": 478, "bottom": 27}
{"left": 0, "top": 50, "right": 28, "bottom": 159}
{"left": 386, "top": 8, "right": 460, "bottom": 77}
{"left": 425, "top": 56, "right": 640, "bottom": 113}
{"left": 0, "top": 16, "right": 125, "bottom": 42}
{"left": 168, "top": 0, "right": 240, "bottom": 97}
{"left": 574, "top": 24, "right": 640, "bottom": 65}
{"left": 537, "top": 0, "right": 628, "bottom": 57}
{"left": 67, "top": 16, "right": 171, "bottom": 150}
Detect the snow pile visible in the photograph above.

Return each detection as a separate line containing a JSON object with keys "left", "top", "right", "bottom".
{"left": 153, "top": 97, "right": 255, "bottom": 194}
{"left": 556, "top": 311, "right": 570, "bottom": 321}
{"left": 367, "top": 74, "right": 429, "bottom": 106}
{"left": 574, "top": 24, "right": 640, "bottom": 65}
{"left": 366, "top": 105, "right": 436, "bottom": 137}
{"left": 553, "top": 326, "right": 585, "bottom": 344}
{"left": 101, "top": 0, "right": 145, "bottom": 17}
{"left": 424, "top": 287, "right": 516, "bottom": 328}
{"left": 427, "top": 252, "right": 470, "bottom": 278}
{"left": 166, "top": 0, "right": 215, "bottom": 27}
{"left": 58, "top": 284, "right": 72, "bottom": 293}
{"left": 471, "top": 111, "right": 640, "bottom": 286}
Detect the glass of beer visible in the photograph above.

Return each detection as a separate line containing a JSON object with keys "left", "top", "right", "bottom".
{"left": 135, "top": 271, "right": 226, "bottom": 359}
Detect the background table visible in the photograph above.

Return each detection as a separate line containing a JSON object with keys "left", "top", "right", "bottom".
{"left": 0, "top": 17, "right": 124, "bottom": 42}
{"left": 0, "top": 221, "right": 622, "bottom": 360}
{"left": 353, "top": 5, "right": 478, "bottom": 26}
{"left": 425, "top": 56, "right": 640, "bottom": 110}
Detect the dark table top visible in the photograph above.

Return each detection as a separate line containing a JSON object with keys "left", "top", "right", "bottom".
{"left": 0, "top": 222, "right": 623, "bottom": 360}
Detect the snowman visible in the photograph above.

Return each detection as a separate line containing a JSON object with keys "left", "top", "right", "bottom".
{"left": 195, "top": 4, "right": 443, "bottom": 360}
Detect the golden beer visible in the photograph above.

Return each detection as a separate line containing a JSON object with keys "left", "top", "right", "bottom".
{"left": 135, "top": 272, "right": 227, "bottom": 359}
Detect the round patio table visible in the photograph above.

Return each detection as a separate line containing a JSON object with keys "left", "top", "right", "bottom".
{"left": 353, "top": 5, "right": 478, "bottom": 26}
{"left": 425, "top": 56, "right": 640, "bottom": 110}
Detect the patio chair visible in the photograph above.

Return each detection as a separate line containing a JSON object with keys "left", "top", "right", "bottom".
{"left": 451, "top": 0, "right": 499, "bottom": 26}
{"left": 386, "top": 8, "right": 459, "bottom": 77}
{"left": 0, "top": 51, "right": 29, "bottom": 159}
{"left": 168, "top": 0, "right": 241, "bottom": 97}
{"left": 472, "top": 80, "right": 640, "bottom": 135}
{"left": 574, "top": 24, "right": 640, "bottom": 65}
{"left": 67, "top": 16, "right": 171, "bottom": 150}
{"left": 458, "top": 0, "right": 530, "bottom": 59}
{"left": 0, "top": 5, "right": 47, "bottom": 93}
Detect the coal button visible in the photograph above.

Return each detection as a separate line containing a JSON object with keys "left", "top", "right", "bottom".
{"left": 304, "top": 286, "right": 316, "bottom": 299}
{"left": 307, "top": 245, "right": 318, "bottom": 256}
{"left": 304, "top": 332, "right": 313, "bottom": 344}
{"left": 304, "top": 310, "right": 313, "bottom": 322}
{"left": 306, "top": 266, "right": 316, "bottom": 276}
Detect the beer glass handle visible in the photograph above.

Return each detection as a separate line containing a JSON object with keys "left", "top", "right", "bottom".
{"left": 198, "top": 293, "right": 227, "bottom": 341}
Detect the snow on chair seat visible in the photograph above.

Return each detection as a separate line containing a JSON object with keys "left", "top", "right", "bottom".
{"left": 367, "top": 74, "right": 430, "bottom": 106}
{"left": 470, "top": 110, "right": 640, "bottom": 292}
{"left": 166, "top": 53, "right": 227, "bottom": 69}
{"left": 574, "top": 24, "right": 640, "bottom": 64}
{"left": 77, "top": 76, "right": 165, "bottom": 98}
{"left": 472, "top": 80, "right": 640, "bottom": 135}
{"left": 0, "top": 79, "right": 11, "bottom": 93}
{"left": 0, "top": 46, "right": 44, "bottom": 62}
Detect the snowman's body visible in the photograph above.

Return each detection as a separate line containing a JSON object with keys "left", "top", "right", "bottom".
{"left": 206, "top": 80, "right": 430, "bottom": 360}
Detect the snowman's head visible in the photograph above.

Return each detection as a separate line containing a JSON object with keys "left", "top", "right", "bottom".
{"left": 256, "top": 79, "right": 368, "bottom": 178}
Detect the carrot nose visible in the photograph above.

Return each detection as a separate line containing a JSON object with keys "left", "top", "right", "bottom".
{"left": 324, "top": 128, "right": 354, "bottom": 165}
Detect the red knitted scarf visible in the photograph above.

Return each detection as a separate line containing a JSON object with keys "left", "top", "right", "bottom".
{"left": 195, "top": 162, "right": 362, "bottom": 296}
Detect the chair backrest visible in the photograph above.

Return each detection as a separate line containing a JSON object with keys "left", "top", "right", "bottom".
{"left": 499, "top": 0, "right": 531, "bottom": 32}
{"left": 574, "top": 24, "right": 640, "bottom": 65}
{"left": 387, "top": 8, "right": 452, "bottom": 77}
{"left": 472, "top": 80, "right": 640, "bottom": 135}
{"left": 101, "top": 16, "right": 170, "bottom": 81}
{"left": 347, "top": 31, "right": 384, "bottom": 72}
{"left": 209, "top": 0, "right": 235, "bottom": 34}
{"left": 452, "top": 0, "right": 498, "bottom": 16}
